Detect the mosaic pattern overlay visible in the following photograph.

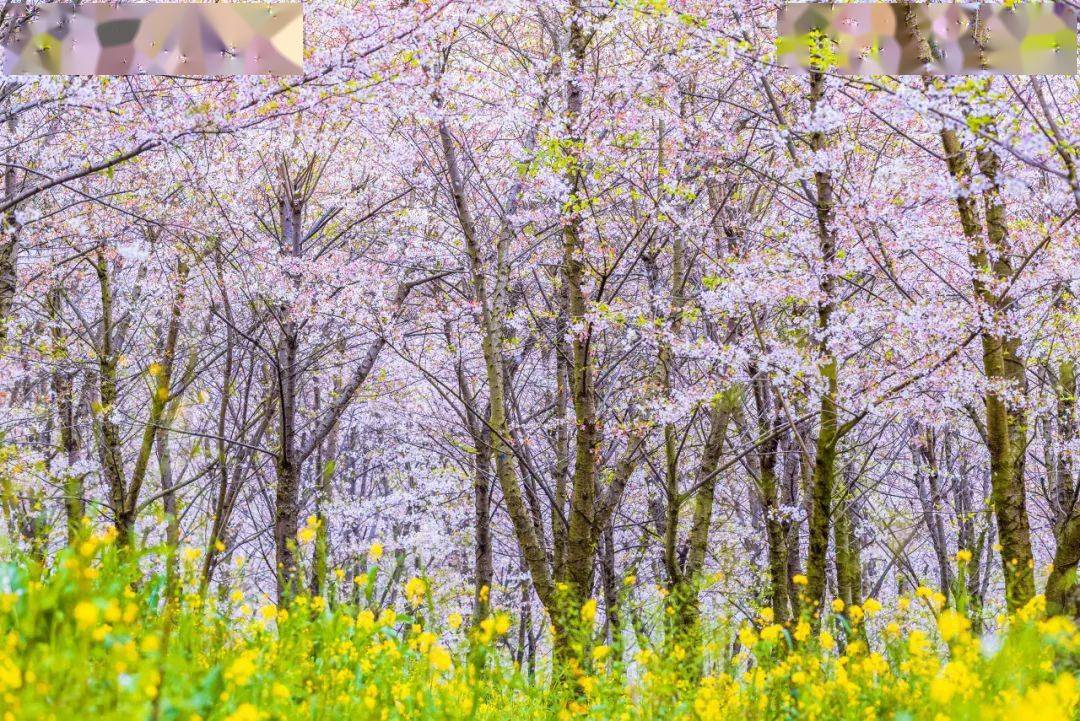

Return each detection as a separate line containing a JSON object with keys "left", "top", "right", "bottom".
{"left": 1, "top": 2, "right": 303, "bottom": 75}
{"left": 778, "top": 3, "right": 1077, "bottom": 75}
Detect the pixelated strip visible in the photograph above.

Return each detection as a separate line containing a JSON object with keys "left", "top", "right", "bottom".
{"left": 1, "top": 2, "right": 302, "bottom": 76}
{"left": 777, "top": 2, "right": 1076, "bottom": 75}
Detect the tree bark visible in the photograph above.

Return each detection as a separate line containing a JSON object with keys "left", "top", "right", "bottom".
{"left": 1047, "top": 341, "right": 1079, "bottom": 617}
{"left": 804, "top": 69, "right": 841, "bottom": 618}
{"left": 904, "top": 7, "right": 1036, "bottom": 612}
{"left": 752, "top": 368, "right": 789, "bottom": 622}
{"left": 48, "top": 287, "right": 82, "bottom": 542}
{"left": 0, "top": 152, "right": 19, "bottom": 345}
{"left": 562, "top": 1, "right": 602, "bottom": 609}
{"left": 94, "top": 250, "right": 127, "bottom": 538}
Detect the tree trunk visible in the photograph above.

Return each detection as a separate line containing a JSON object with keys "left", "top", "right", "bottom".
{"left": 783, "top": 431, "right": 805, "bottom": 617}
{"left": 804, "top": 69, "right": 841, "bottom": 619}
{"left": 1047, "top": 352, "right": 1079, "bottom": 617}
{"left": 274, "top": 184, "right": 303, "bottom": 601}
{"left": 121, "top": 256, "right": 188, "bottom": 539}
{"left": 1047, "top": 503, "right": 1080, "bottom": 618}
{"left": 601, "top": 526, "right": 620, "bottom": 648}
{"left": 753, "top": 368, "right": 789, "bottom": 622}
{"left": 562, "top": 0, "right": 601, "bottom": 611}
{"left": 911, "top": 426, "right": 953, "bottom": 599}
{"left": 974, "top": 134, "right": 1035, "bottom": 610}
{"left": 833, "top": 475, "right": 862, "bottom": 609}
{"left": 48, "top": 287, "right": 83, "bottom": 542}
{"left": 311, "top": 382, "right": 339, "bottom": 598}
{"left": 274, "top": 329, "right": 301, "bottom": 599}
{"left": 437, "top": 118, "right": 555, "bottom": 616}
{"left": 667, "top": 395, "right": 734, "bottom": 664}
{"left": 472, "top": 417, "right": 493, "bottom": 621}
{"left": 94, "top": 250, "right": 128, "bottom": 538}
{"left": 904, "top": 9, "right": 1036, "bottom": 612}
{"left": 0, "top": 160, "right": 19, "bottom": 345}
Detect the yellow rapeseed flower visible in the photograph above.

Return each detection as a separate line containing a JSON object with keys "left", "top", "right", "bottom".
{"left": 356, "top": 609, "right": 375, "bottom": 631}
{"left": 428, "top": 644, "right": 452, "bottom": 671}
{"left": 937, "top": 609, "right": 971, "bottom": 642}
{"left": 73, "top": 600, "right": 99, "bottom": 630}
{"left": 297, "top": 526, "right": 316, "bottom": 544}
{"left": 908, "top": 629, "right": 931, "bottom": 656}
{"left": 405, "top": 577, "right": 427, "bottom": 606}
{"left": 224, "top": 703, "right": 259, "bottom": 721}
{"left": 224, "top": 651, "right": 258, "bottom": 686}
{"left": 760, "top": 624, "right": 783, "bottom": 643}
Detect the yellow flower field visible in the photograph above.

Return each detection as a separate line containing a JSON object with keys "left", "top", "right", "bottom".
{"left": 0, "top": 531, "right": 1077, "bottom": 721}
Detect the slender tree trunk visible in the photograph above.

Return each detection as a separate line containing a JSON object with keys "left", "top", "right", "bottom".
{"left": 804, "top": 69, "right": 841, "bottom": 619}
{"left": 562, "top": 1, "right": 602, "bottom": 611}
{"left": 905, "top": 8, "right": 1036, "bottom": 611}
{"left": 311, "top": 382, "right": 338, "bottom": 598}
{"left": 437, "top": 116, "right": 555, "bottom": 616}
{"left": 833, "top": 474, "right": 862, "bottom": 609}
{"left": 601, "top": 526, "right": 620, "bottom": 648}
{"left": 274, "top": 179, "right": 305, "bottom": 601}
{"left": 94, "top": 250, "right": 127, "bottom": 537}
{"left": 1047, "top": 500, "right": 1080, "bottom": 618}
{"left": 472, "top": 417, "right": 493, "bottom": 621}
{"left": 753, "top": 368, "right": 789, "bottom": 621}
{"left": 155, "top": 412, "right": 180, "bottom": 598}
{"left": 201, "top": 257, "right": 239, "bottom": 590}
{"left": 551, "top": 283, "right": 570, "bottom": 579}
{"left": 912, "top": 426, "right": 953, "bottom": 599}
{"left": 1048, "top": 346, "right": 1079, "bottom": 617}
{"left": 667, "top": 395, "right": 734, "bottom": 667}
{"left": 275, "top": 327, "right": 301, "bottom": 598}
{"left": 976, "top": 134, "right": 1035, "bottom": 609}
{"left": 48, "top": 287, "right": 82, "bottom": 542}
{"left": 783, "top": 434, "right": 804, "bottom": 617}
{"left": 0, "top": 158, "right": 19, "bottom": 345}
{"left": 121, "top": 257, "right": 188, "bottom": 538}
{"left": 155, "top": 312, "right": 198, "bottom": 560}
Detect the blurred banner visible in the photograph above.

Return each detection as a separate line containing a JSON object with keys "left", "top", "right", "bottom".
{"left": 1, "top": 2, "right": 303, "bottom": 75}
{"left": 777, "top": 2, "right": 1077, "bottom": 75}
